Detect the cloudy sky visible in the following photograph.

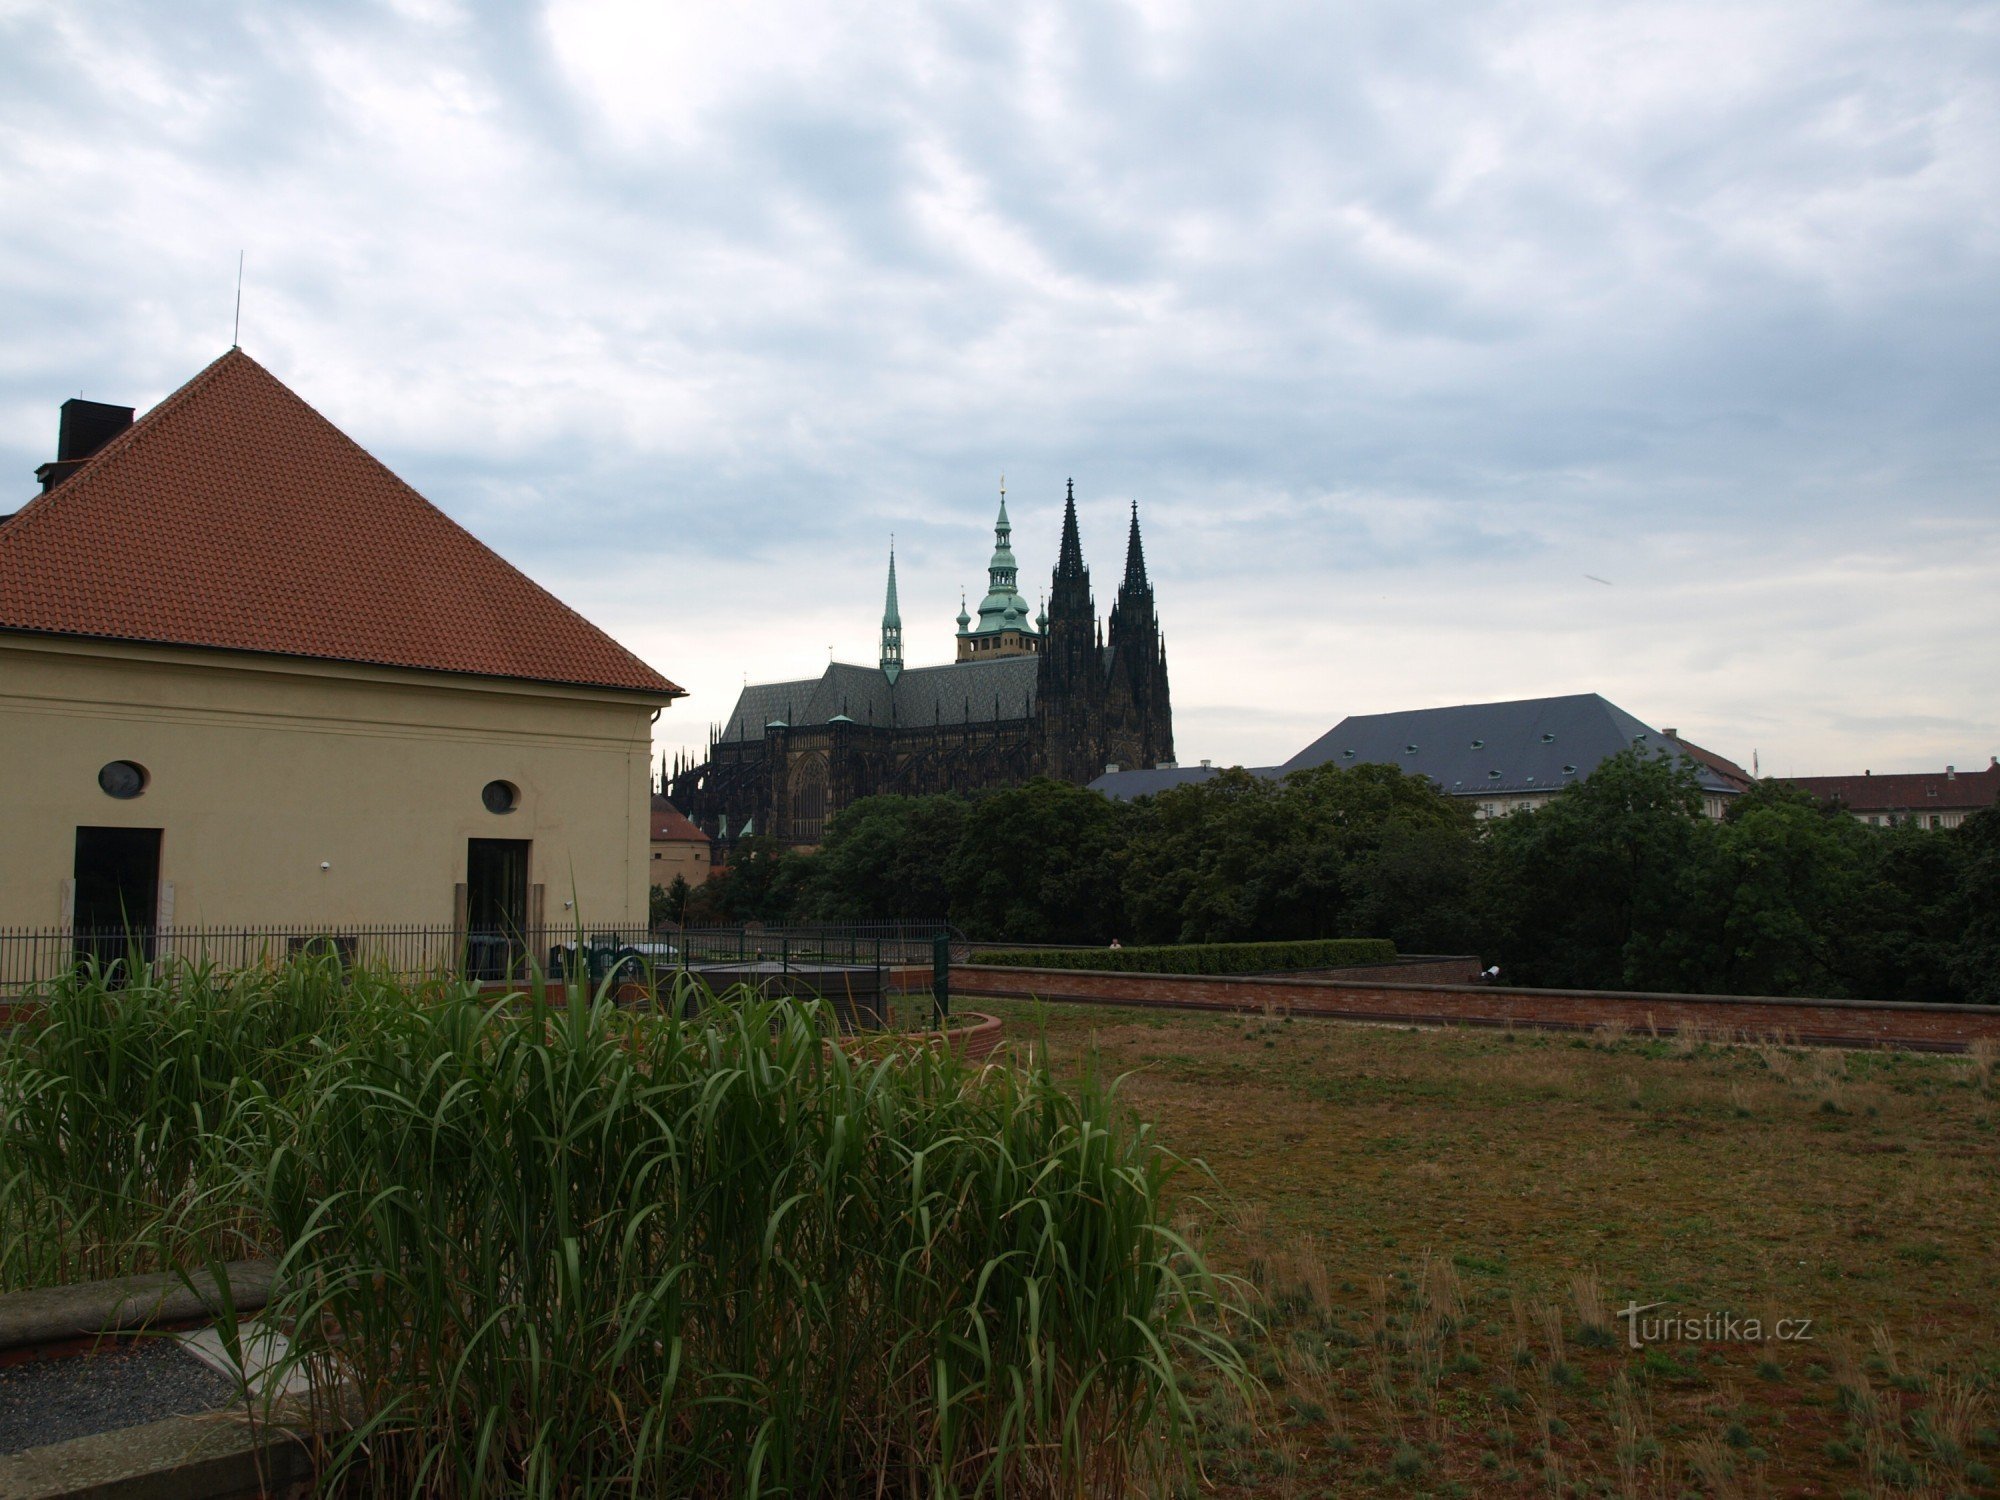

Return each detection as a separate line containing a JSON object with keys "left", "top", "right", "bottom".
{"left": 4, "top": 0, "right": 1995, "bottom": 778}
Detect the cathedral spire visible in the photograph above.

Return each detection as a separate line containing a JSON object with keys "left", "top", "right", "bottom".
{"left": 1055, "top": 478, "right": 1085, "bottom": 581}
{"left": 879, "top": 540, "right": 903, "bottom": 683}
{"left": 1121, "top": 500, "right": 1149, "bottom": 594}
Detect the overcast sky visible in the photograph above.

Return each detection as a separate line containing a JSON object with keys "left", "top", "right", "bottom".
{"left": 4, "top": 0, "right": 1995, "bottom": 778}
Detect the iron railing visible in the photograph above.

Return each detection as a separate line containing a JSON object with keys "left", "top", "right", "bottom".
{"left": 0, "top": 922, "right": 960, "bottom": 1025}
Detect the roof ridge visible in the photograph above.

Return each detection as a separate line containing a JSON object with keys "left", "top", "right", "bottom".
{"left": 0, "top": 351, "right": 678, "bottom": 696}
{"left": 6, "top": 348, "right": 243, "bottom": 531}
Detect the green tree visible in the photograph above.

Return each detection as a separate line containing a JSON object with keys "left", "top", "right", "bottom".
{"left": 688, "top": 836, "right": 810, "bottom": 927}
{"left": 1703, "top": 779, "right": 1872, "bottom": 996}
{"left": 945, "top": 779, "right": 1130, "bottom": 943}
{"left": 1948, "top": 805, "right": 2000, "bottom": 1004}
{"left": 796, "top": 794, "right": 967, "bottom": 922}
{"left": 650, "top": 874, "right": 692, "bottom": 930}
{"left": 1120, "top": 762, "right": 1474, "bottom": 945}
{"left": 1475, "top": 748, "right": 1715, "bottom": 990}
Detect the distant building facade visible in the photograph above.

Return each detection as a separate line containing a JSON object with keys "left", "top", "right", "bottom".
{"left": 1091, "top": 693, "right": 1751, "bottom": 820}
{"left": 0, "top": 352, "right": 680, "bottom": 946}
{"left": 673, "top": 483, "right": 1174, "bottom": 847}
{"left": 1785, "top": 761, "right": 2000, "bottom": 829}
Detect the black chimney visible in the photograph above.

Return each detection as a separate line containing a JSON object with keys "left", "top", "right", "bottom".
{"left": 35, "top": 397, "right": 134, "bottom": 493}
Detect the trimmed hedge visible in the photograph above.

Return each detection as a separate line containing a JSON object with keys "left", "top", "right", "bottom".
{"left": 965, "top": 938, "right": 1397, "bottom": 975}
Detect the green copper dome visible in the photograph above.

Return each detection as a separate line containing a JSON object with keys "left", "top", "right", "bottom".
{"left": 966, "top": 494, "right": 1035, "bottom": 637}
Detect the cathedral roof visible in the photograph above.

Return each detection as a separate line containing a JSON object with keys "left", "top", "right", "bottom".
{"left": 717, "top": 654, "right": 1039, "bottom": 743}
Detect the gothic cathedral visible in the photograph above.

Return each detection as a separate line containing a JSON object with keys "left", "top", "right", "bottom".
{"left": 671, "top": 481, "right": 1174, "bottom": 847}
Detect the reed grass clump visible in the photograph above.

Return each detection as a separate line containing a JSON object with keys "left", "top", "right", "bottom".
{"left": 3, "top": 961, "right": 1240, "bottom": 1496}
{"left": 0, "top": 951, "right": 355, "bottom": 1289}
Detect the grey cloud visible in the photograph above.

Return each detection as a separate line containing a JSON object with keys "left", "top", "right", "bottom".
{"left": 1, "top": 0, "right": 1993, "bottom": 775}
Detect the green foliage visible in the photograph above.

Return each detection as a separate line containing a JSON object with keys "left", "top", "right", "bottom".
{"left": 1475, "top": 747, "right": 1713, "bottom": 991}
{"left": 795, "top": 792, "right": 967, "bottom": 921}
{"left": 683, "top": 834, "right": 809, "bottom": 926}
{"left": 968, "top": 938, "right": 1397, "bottom": 974}
{"left": 0, "top": 959, "right": 1245, "bottom": 1495}
{"left": 945, "top": 778, "right": 1131, "bottom": 943}
{"left": 1120, "top": 763, "right": 1477, "bottom": 946}
{"left": 649, "top": 873, "right": 691, "bottom": 928}
{"left": 1950, "top": 805, "right": 2000, "bottom": 1004}
{"left": 692, "top": 749, "right": 1996, "bottom": 1002}
{"left": 1477, "top": 751, "right": 1995, "bottom": 1000}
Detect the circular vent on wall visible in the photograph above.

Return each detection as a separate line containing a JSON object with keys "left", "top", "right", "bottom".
{"left": 482, "top": 780, "right": 519, "bottom": 814}
{"left": 98, "top": 761, "right": 148, "bottom": 799}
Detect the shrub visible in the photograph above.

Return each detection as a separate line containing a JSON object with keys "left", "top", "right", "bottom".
{"left": 2, "top": 961, "right": 1243, "bottom": 1496}
{"left": 966, "top": 938, "right": 1398, "bottom": 975}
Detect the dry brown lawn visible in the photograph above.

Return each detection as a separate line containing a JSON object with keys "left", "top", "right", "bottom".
{"left": 970, "top": 998, "right": 2000, "bottom": 1499}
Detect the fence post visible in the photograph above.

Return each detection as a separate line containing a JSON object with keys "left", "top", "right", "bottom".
{"left": 932, "top": 932, "right": 949, "bottom": 1028}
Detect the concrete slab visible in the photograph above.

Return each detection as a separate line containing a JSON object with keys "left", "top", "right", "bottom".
{"left": 0, "top": 1408, "right": 309, "bottom": 1500}
{"left": 171, "top": 1324, "right": 310, "bottom": 1403}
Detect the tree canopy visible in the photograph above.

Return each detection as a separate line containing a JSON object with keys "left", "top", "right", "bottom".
{"left": 667, "top": 755, "right": 1996, "bottom": 1005}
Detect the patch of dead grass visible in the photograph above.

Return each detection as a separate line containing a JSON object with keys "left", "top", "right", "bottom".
{"left": 980, "top": 996, "right": 2000, "bottom": 1496}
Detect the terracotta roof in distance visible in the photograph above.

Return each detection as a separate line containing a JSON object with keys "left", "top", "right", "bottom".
{"left": 0, "top": 349, "right": 681, "bottom": 698}
{"left": 650, "top": 795, "right": 708, "bottom": 842}
{"left": 1786, "top": 762, "right": 2000, "bottom": 814}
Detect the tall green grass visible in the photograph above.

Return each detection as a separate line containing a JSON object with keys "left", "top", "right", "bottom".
{"left": 0, "top": 961, "right": 1244, "bottom": 1495}
{"left": 0, "top": 950, "right": 355, "bottom": 1289}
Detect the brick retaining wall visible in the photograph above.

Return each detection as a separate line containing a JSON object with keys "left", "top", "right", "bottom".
{"left": 1268, "top": 956, "right": 1484, "bottom": 985}
{"left": 950, "top": 966, "right": 2000, "bottom": 1053}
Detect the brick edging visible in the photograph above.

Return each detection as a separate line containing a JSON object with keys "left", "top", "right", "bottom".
{"left": 950, "top": 966, "right": 2000, "bottom": 1053}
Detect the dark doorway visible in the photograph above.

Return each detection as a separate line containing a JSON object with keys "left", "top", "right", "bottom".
{"left": 465, "top": 838, "right": 530, "bottom": 980}
{"left": 73, "top": 826, "right": 162, "bottom": 977}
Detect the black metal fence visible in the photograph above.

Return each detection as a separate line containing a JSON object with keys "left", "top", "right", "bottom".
{"left": 0, "top": 923, "right": 960, "bottom": 1023}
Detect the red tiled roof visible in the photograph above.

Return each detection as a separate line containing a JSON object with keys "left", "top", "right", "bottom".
{"left": 1787, "top": 763, "right": 2000, "bottom": 813}
{"left": 650, "top": 795, "right": 708, "bottom": 842}
{"left": 1665, "top": 735, "right": 1754, "bottom": 791}
{"left": 0, "top": 350, "right": 681, "bottom": 697}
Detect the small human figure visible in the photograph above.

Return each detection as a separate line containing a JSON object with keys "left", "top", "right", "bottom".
{"left": 1109, "top": 937, "right": 1123, "bottom": 950}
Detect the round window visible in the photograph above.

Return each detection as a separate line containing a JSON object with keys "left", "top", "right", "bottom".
{"left": 481, "top": 780, "right": 519, "bottom": 814}
{"left": 98, "top": 760, "right": 148, "bottom": 799}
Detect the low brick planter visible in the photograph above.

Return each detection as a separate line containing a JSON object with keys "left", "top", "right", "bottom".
{"left": 838, "top": 1012, "right": 1003, "bottom": 1064}
{"left": 950, "top": 966, "right": 2000, "bottom": 1053}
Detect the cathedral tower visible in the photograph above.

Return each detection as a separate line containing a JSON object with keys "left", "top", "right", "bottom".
{"left": 956, "top": 482, "right": 1042, "bottom": 661}
{"left": 1036, "top": 479, "right": 1106, "bottom": 783}
{"left": 1108, "top": 501, "right": 1174, "bottom": 771}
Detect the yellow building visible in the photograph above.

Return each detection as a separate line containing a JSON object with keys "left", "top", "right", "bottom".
{"left": 0, "top": 350, "right": 681, "bottom": 965}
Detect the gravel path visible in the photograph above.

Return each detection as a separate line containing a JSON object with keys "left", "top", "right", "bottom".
{"left": 0, "top": 1337, "right": 238, "bottom": 1454}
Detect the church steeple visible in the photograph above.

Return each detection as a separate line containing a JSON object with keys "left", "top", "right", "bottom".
{"left": 879, "top": 541, "right": 903, "bottom": 683}
{"left": 957, "top": 476, "right": 1039, "bottom": 660}
{"left": 1121, "top": 500, "right": 1149, "bottom": 595}
{"left": 1048, "top": 477, "right": 1092, "bottom": 624}
{"left": 1055, "top": 478, "right": 1085, "bottom": 583}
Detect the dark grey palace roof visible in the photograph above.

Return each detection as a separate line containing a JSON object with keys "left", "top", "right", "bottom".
{"left": 1092, "top": 693, "right": 1746, "bottom": 801}
{"left": 719, "top": 655, "right": 1040, "bottom": 742}
{"left": 1284, "top": 693, "right": 1741, "bottom": 797}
